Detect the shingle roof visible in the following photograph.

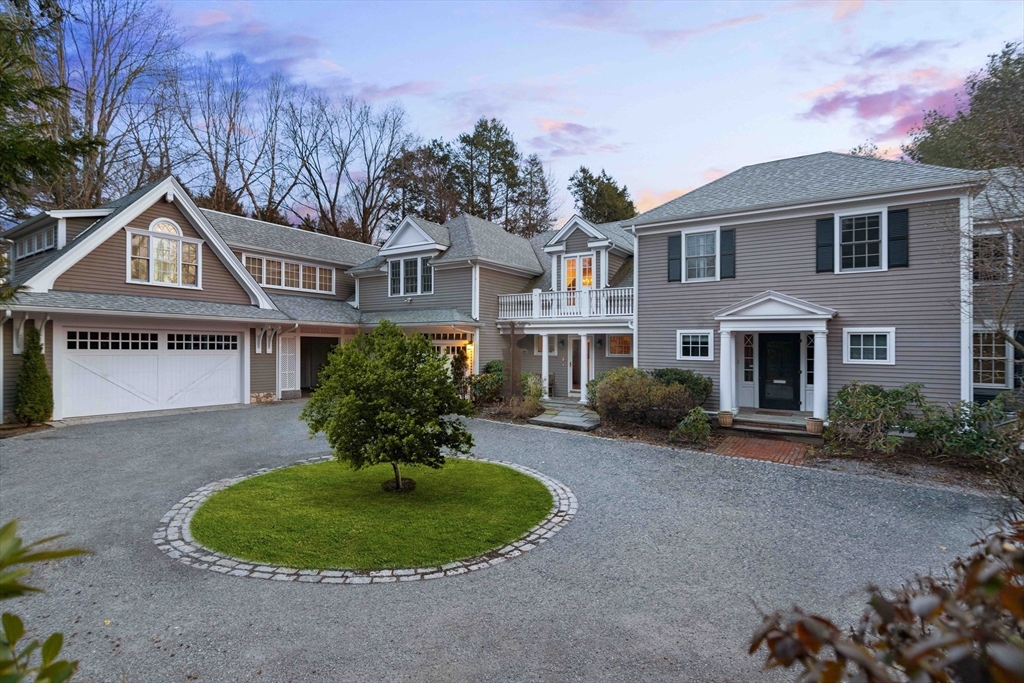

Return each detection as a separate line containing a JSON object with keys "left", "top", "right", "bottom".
{"left": 432, "top": 214, "right": 543, "bottom": 273}
{"left": 348, "top": 254, "right": 387, "bottom": 274}
{"left": 633, "top": 152, "right": 987, "bottom": 225}
{"left": 593, "top": 220, "right": 634, "bottom": 251}
{"left": 520, "top": 231, "right": 555, "bottom": 292}
{"left": 607, "top": 257, "right": 633, "bottom": 287}
{"left": 407, "top": 216, "right": 450, "bottom": 245}
{"left": 6, "top": 291, "right": 290, "bottom": 320}
{"left": 973, "top": 167, "right": 1022, "bottom": 223}
{"left": 200, "top": 209, "right": 379, "bottom": 267}
{"left": 9, "top": 179, "right": 166, "bottom": 286}
{"left": 267, "top": 293, "right": 360, "bottom": 324}
{"left": 358, "top": 307, "right": 479, "bottom": 326}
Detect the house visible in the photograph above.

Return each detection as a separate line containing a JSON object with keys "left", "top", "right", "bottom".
{"left": 0, "top": 177, "right": 560, "bottom": 421}
{"left": 625, "top": 152, "right": 1021, "bottom": 422}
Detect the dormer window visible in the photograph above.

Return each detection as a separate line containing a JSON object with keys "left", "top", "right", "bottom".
{"left": 389, "top": 256, "right": 433, "bottom": 296}
{"left": 15, "top": 226, "right": 57, "bottom": 259}
{"left": 126, "top": 218, "right": 201, "bottom": 288}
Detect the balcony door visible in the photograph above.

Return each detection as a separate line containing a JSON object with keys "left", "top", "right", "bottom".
{"left": 563, "top": 254, "right": 594, "bottom": 311}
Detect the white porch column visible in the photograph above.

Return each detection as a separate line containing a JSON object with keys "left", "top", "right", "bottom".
{"left": 579, "top": 333, "right": 590, "bottom": 404}
{"left": 813, "top": 330, "right": 828, "bottom": 420}
{"left": 540, "top": 334, "right": 550, "bottom": 399}
{"left": 719, "top": 330, "right": 734, "bottom": 413}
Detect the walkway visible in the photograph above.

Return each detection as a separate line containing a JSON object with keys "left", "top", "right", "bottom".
{"left": 715, "top": 435, "right": 809, "bottom": 466}
{"left": 528, "top": 398, "right": 601, "bottom": 431}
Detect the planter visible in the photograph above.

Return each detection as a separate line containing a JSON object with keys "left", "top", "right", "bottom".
{"left": 805, "top": 417, "right": 824, "bottom": 435}
{"left": 717, "top": 411, "right": 733, "bottom": 428}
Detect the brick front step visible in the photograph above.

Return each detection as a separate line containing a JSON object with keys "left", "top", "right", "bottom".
{"left": 714, "top": 435, "right": 809, "bottom": 466}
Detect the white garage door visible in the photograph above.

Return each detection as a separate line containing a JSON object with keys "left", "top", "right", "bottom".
{"left": 62, "top": 329, "right": 242, "bottom": 418}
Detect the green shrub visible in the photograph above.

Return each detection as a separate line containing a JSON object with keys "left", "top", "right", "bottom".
{"left": 914, "top": 394, "right": 1012, "bottom": 458}
{"left": 469, "top": 372, "right": 503, "bottom": 404}
{"left": 673, "top": 407, "right": 711, "bottom": 445}
{"left": 521, "top": 373, "right": 543, "bottom": 401}
{"left": 13, "top": 325, "right": 53, "bottom": 425}
{"left": 585, "top": 372, "right": 605, "bottom": 410}
{"left": 593, "top": 366, "right": 700, "bottom": 428}
{"left": 499, "top": 395, "right": 545, "bottom": 420}
{"left": 482, "top": 359, "right": 504, "bottom": 375}
{"left": 649, "top": 368, "right": 714, "bottom": 405}
{"left": 824, "top": 381, "right": 927, "bottom": 455}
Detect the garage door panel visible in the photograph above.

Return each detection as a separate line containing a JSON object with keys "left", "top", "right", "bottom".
{"left": 64, "top": 355, "right": 161, "bottom": 417}
{"left": 161, "top": 354, "right": 240, "bottom": 407}
{"left": 62, "top": 328, "right": 243, "bottom": 418}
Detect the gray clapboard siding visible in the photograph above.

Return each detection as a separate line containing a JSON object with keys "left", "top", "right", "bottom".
{"left": 518, "top": 334, "right": 632, "bottom": 399}
{"left": 357, "top": 265, "right": 473, "bottom": 313}
{"left": 249, "top": 328, "right": 276, "bottom": 394}
{"left": 477, "top": 268, "right": 533, "bottom": 366}
{"left": 53, "top": 199, "right": 252, "bottom": 305}
{"left": 636, "top": 198, "right": 964, "bottom": 407}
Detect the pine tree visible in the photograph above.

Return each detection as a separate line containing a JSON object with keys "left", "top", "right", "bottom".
{"left": 13, "top": 325, "right": 53, "bottom": 425}
{"left": 510, "top": 154, "right": 557, "bottom": 237}
{"left": 568, "top": 166, "right": 637, "bottom": 223}
{"left": 455, "top": 118, "right": 520, "bottom": 225}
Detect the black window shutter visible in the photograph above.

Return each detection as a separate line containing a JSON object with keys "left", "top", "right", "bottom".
{"left": 720, "top": 229, "right": 735, "bottom": 278}
{"left": 815, "top": 217, "right": 834, "bottom": 272}
{"left": 888, "top": 209, "right": 909, "bottom": 268}
{"left": 668, "top": 234, "right": 681, "bottom": 281}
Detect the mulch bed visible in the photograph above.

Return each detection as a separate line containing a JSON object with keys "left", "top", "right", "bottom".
{"left": 0, "top": 423, "right": 51, "bottom": 439}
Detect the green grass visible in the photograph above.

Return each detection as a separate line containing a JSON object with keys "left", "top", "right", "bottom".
{"left": 190, "top": 459, "right": 553, "bottom": 570}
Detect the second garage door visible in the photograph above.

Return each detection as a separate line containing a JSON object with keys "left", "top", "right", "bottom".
{"left": 62, "top": 329, "right": 243, "bottom": 418}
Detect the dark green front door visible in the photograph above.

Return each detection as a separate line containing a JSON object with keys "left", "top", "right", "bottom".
{"left": 758, "top": 333, "right": 801, "bottom": 411}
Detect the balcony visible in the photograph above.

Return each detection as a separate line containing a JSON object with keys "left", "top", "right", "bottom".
{"left": 498, "top": 287, "right": 634, "bottom": 321}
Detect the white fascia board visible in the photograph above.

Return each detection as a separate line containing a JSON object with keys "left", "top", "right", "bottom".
{"left": 49, "top": 209, "right": 115, "bottom": 218}
{"left": 378, "top": 217, "right": 445, "bottom": 255}
{"left": 543, "top": 244, "right": 566, "bottom": 253}
{"left": 474, "top": 258, "right": 543, "bottom": 278}
{"left": 631, "top": 184, "right": 980, "bottom": 235}
{"left": 550, "top": 215, "right": 603, "bottom": 244}
{"left": 587, "top": 240, "right": 612, "bottom": 248}
{"left": 3, "top": 305, "right": 289, "bottom": 324}
{"left": 379, "top": 242, "right": 447, "bottom": 257}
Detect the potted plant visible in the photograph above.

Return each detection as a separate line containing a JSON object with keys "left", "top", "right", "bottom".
{"left": 717, "top": 410, "right": 733, "bottom": 428}
{"left": 806, "top": 417, "right": 824, "bottom": 435}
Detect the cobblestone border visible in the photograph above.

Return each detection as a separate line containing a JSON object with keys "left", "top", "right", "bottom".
{"left": 153, "top": 456, "right": 577, "bottom": 584}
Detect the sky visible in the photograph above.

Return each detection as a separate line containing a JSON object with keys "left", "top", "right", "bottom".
{"left": 165, "top": 0, "right": 1024, "bottom": 221}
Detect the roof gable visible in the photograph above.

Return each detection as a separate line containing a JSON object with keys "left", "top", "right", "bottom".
{"left": 713, "top": 290, "right": 836, "bottom": 320}
{"left": 379, "top": 216, "right": 449, "bottom": 256}
{"left": 20, "top": 177, "right": 276, "bottom": 309}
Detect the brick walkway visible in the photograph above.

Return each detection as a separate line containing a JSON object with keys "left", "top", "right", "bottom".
{"left": 715, "top": 435, "right": 808, "bottom": 466}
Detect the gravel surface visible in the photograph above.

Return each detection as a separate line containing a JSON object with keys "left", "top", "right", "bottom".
{"left": 0, "top": 401, "right": 1004, "bottom": 682}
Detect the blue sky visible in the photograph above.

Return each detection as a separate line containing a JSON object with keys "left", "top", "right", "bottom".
{"left": 166, "top": 0, "right": 1024, "bottom": 219}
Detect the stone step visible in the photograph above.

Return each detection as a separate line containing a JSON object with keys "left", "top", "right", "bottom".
{"left": 528, "top": 414, "right": 599, "bottom": 432}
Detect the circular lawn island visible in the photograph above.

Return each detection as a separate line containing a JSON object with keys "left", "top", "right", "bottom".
{"left": 189, "top": 459, "right": 553, "bottom": 571}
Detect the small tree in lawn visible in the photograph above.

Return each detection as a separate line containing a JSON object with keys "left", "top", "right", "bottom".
{"left": 13, "top": 326, "right": 52, "bottom": 426}
{"left": 300, "top": 320, "right": 475, "bottom": 491}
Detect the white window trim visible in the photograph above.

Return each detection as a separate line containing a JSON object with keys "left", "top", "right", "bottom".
{"left": 15, "top": 225, "right": 58, "bottom": 260}
{"left": 243, "top": 253, "right": 335, "bottom": 295}
{"left": 124, "top": 226, "right": 204, "bottom": 290}
{"left": 149, "top": 217, "right": 182, "bottom": 235}
{"left": 679, "top": 226, "right": 721, "bottom": 283}
{"left": 387, "top": 256, "right": 433, "bottom": 297}
{"left": 842, "top": 327, "right": 896, "bottom": 365}
{"left": 605, "top": 334, "right": 632, "bottom": 357}
{"left": 972, "top": 326, "right": 1015, "bottom": 390}
{"left": 561, "top": 252, "right": 596, "bottom": 291}
{"left": 533, "top": 335, "right": 558, "bottom": 356}
{"left": 834, "top": 208, "right": 888, "bottom": 274}
{"left": 676, "top": 329, "right": 714, "bottom": 362}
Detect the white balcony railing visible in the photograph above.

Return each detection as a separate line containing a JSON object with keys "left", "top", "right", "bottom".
{"left": 498, "top": 287, "right": 634, "bottom": 320}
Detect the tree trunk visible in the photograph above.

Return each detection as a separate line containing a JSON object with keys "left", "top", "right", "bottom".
{"left": 391, "top": 461, "right": 402, "bottom": 490}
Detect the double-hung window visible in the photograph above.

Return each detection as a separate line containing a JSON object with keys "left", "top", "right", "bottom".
{"left": 127, "top": 218, "right": 201, "bottom": 288}
{"left": 973, "top": 331, "right": 1012, "bottom": 388}
{"left": 677, "top": 330, "right": 713, "bottom": 361}
{"left": 244, "top": 254, "right": 334, "bottom": 293}
{"left": 389, "top": 256, "right": 434, "bottom": 296}
{"left": 685, "top": 232, "right": 716, "bottom": 280}
{"left": 839, "top": 213, "right": 882, "bottom": 271}
{"left": 843, "top": 327, "right": 895, "bottom": 365}
{"left": 607, "top": 335, "right": 632, "bottom": 356}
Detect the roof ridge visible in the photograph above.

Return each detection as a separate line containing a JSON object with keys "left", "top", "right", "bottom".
{"left": 200, "top": 208, "right": 379, "bottom": 250}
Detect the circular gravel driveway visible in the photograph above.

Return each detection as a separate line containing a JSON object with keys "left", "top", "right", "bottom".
{"left": 0, "top": 402, "right": 1003, "bottom": 682}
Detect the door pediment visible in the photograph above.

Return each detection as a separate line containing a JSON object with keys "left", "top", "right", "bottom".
{"left": 713, "top": 290, "right": 836, "bottom": 321}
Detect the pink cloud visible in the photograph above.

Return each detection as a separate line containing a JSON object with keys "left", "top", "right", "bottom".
{"left": 636, "top": 187, "right": 692, "bottom": 213}
{"left": 196, "top": 10, "right": 230, "bottom": 27}
{"left": 528, "top": 118, "right": 625, "bottom": 158}
{"left": 643, "top": 13, "right": 768, "bottom": 47}
{"left": 358, "top": 81, "right": 439, "bottom": 102}
{"left": 831, "top": 0, "right": 864, "bottom": 20}
{"left": 702, "top": 168, "right": 728, "bottom": 183}
{"left": 857, "top": 40, "right": 946, "bottom": 67}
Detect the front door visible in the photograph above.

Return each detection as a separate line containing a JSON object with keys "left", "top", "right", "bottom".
{"left": 758, "top": 333, "right": 801, "bottom": 411}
